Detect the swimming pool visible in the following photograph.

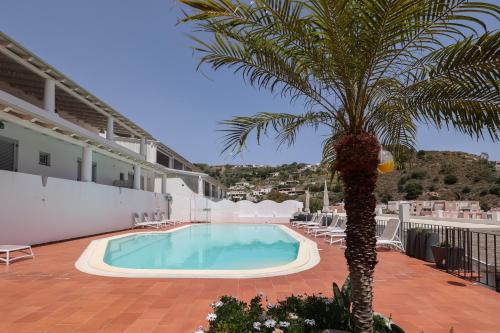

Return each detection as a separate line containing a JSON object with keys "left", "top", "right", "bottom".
{"left": 104, "top": 224, "right": 299, "bottom": 270}
{"left": 76, "top": 224, "right": 320, "bottom": 278}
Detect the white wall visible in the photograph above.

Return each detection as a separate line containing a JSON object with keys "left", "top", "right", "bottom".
{"left": 0, "top": 170, "right": 168, "bottom": 245}
{"left": 1, "top": 121, "right": 82, "bottom": 180}
{"left": 210, "top": 199, "right": 303, "bottom": 223}
{"left": 92, "top": 151, "right": 135, "bottom": 186}
{"left": 0, "top": 121, "right": 139, "bottom": 186}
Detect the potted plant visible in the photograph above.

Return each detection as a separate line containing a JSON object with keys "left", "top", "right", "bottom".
{"left": 405, "top": 228, "right": 418, "bottom": 258}
{"left": 431, "top": 241, "right": 451, "bottom": 269}
{"left": 431, "top": 242, "right": 464, "bottom": 270}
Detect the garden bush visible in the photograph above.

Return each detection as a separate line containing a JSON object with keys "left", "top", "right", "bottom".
{"left": 198, "top": 277, "right": 402, "bottom": 333}
{"left": 410, "top": 170, "right": 426, "bottom": 180}
{"left": 404, "top": 182, "right": 423, "bottom": 200}
{"left": 490, "top": 185, "right": 500, "bottom": 196}
{"left": 443, "top": 175, "right": 458, "bottom": 185}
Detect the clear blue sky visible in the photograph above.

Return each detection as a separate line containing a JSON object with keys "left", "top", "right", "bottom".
{"left": 1, "top": 0, "right": 498, "bottom": 164}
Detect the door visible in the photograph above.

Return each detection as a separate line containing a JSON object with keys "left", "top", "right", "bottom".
{"left": 0, "top": 135, "right": 18, "bottom": 172}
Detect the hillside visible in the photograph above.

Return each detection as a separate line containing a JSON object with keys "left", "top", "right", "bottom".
{"left": 195, "top": 151, "right": 500, "bottom": 211}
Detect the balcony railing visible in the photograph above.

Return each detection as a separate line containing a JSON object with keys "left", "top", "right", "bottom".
{"left": 376, "top": 219, "right": 499, "bottom": 292}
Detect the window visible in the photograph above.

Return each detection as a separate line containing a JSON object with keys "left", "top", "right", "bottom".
{"left": 173, "top": 159, "right": 183, "bottom": 170}
{"left": 39, "top": 152, "right": 51, "bottom": 166}
{"left": 204, "top": 181, "right": 210, "bottom": 197}
{"left": 120, "top": 173, "right": 125, "bottom": 181}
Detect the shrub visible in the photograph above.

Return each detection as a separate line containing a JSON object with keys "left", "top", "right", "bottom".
{"left": 266, "top": 190, "right": 290, "bottom": 203}
{"left": 404, "top": 182, "right": 423, "bottom": 200}
{"left": 496, "top": 177, "right": 500, "bottom": 184}
{"left": 443, "top": 175, "right": 458, "bottom": 185}
{"left": 398, "top": 176, "right": 409, "bottom": 185}
{"left": 461, "top": 187, "right": 471, "bottom": 194}
{"left": 416, "top": 150, "right": 426, "bottom": 159}
{"left": 381, "top": 193, "right": 393, "bottom": 204}
{"left": 428, "top": 185, "right": 436, "bottom": 192}
{"left": 480, "top": 201, "right": 491, "bottom": 212}
{"left": 202, "top": 277, "right": 400, "bottom": 333}
{"left": 479, "top": 190, "right": 488, "bottom": 197}
{"left": 490, "top": 185, "right": 500, "bottom": 196}
{"left": 410, "top": 170, "right": 426, "bottom": 180}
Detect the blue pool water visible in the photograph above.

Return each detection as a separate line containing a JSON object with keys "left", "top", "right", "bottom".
{"left": 103, "top": 224, "right": 300, "bottom": 270}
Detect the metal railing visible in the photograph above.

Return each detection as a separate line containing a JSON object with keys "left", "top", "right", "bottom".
{"left": 376, "top": 219, "right": 500, "bottom": 292}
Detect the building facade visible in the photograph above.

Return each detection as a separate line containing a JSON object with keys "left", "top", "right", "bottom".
{"left": 0, "top": 32, "right": 227, "bottom": 245}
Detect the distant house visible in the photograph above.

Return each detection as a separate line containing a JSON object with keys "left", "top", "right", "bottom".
{"left": 388, "top": 200, "right": 488, "bottom": 219}
{"left": 495, "top": 161, "right": 500, "bottom": 172}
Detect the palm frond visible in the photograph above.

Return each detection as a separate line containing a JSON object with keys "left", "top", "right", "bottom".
{"left": 219, "top": 111, "right": 332, "bottom": 153}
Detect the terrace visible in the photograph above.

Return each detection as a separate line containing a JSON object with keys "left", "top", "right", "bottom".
{"left": 1, "top": 224, "right": 499, "bottom": 333}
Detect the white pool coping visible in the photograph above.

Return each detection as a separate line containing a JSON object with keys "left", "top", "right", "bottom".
{"left": 75, "top": 224, "right": 320, "bottom": 279}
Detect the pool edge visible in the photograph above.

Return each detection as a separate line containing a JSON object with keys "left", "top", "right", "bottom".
{"left": 75, "top": 224, "right": 320, "bottom": 279}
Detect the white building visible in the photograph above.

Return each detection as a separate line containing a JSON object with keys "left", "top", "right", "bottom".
{"left": 0, "top": 32, "right": 228, "bottom": 245}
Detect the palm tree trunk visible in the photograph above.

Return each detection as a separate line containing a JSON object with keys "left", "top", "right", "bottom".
{"left": 335, "top": 133, "right": 380, "bottom": 333}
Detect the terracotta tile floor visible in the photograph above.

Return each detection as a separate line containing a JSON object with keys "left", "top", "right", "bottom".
{"left": 1, "top": 224, "right": 499, "bottom": 333}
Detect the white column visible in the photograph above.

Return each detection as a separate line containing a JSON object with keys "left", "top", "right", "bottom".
{"left": 198, "top": 176, "right": 204, "bottom": 195}
{"left": 169, "top": 156, "right": 174, "bottom": 169}
{"left": 81, "top": 146, "right": 93, "bottom": 182}
{"left": 399, "top": 203, "right": 410, "bottom": 223}
{"left": 209, "top": 183, "right": 213, "bottom": 198}
{"left": 106, "top": 117, "right": 114, "bottom": 141}
{"left": 162, "top": 174, "right": 167, "bottom": 194}
{"left": 134, "top": 165, "right": 141, "bottom": 190}
{"left": 140, "top": 138, "right": 146, "bottom": 158}
{"left": 44, "top": 78, "right": 56, "bottom": 113}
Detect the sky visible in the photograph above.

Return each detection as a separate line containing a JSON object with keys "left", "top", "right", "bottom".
{"left": 1, "top": 0, "right": 498, "bottom": 165}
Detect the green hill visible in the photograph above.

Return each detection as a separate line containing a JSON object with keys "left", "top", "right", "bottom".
{"left": 195, "top": 151, "right": 500, "bottom": 211}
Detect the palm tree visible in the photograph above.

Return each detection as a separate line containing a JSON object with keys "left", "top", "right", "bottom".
{"left": 177, "top": 0, "right": 500, "bottom": 331}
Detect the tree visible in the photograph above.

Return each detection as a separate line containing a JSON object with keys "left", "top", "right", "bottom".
{"left": 266, "top": 189, "right": 290, "bottom": 202}
{"left": 178, "top": 1, "right": 500, "bottom": 331}
{"left": 443, "top": 174, "right": 458, "bottom": 185}
{"left": 404, "top": 182, "right": 423, "bottom": 200}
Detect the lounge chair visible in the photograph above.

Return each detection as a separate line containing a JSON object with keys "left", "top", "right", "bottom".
{"left": 0, "top": 245, "right": 34, "bottom": 265}
{"left": 132, "top": 213, "right": 162, "bottom": 229}
{"left": 376, "top": 219, "right": 404, "bottom": 251}
{"left": 306, "top": 214, "right": 338, "bottom": 234}
{"left": 315, "top": 217, "right": 347, "bottom": 238}
{"left": 297, "top": 213, "right": 325, "bottom": 229}
{"left": 159, "top": 212, "right": 179, "bottom": 226}
{"left": 292, "top": 213, "right": 317, "bottom": 227}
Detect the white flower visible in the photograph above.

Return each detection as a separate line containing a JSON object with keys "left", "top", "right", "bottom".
{"left": 258, "top": 291, "right": 265, "bottom": 297}
{"left": 195, "top": 326, "right": 204, "bottom": 333}
{"left": 304, "top": 319, "right": 316, "bottom": 326}
{"left": 206, "top": 313, "right": 217, "bottom": 322}
{"left": 323, "top": 298, "right": 332, "bottom": 305}
{"left": 279, "top": 321, "right": 290, "bottom": 328}
{"left": 264, "top": 319, "right": 277, "bottom": 328}
{"left": 267, "top": 302, "right": 274, "bottom": 309}
{"left": 288, "top": 313, "right": 298, "bottom": 320}
{"left": 253, "top": 322, "right": 262, "bottom": 331}
{"left": 214, "top": 301, "right": 223, "bottom": 308}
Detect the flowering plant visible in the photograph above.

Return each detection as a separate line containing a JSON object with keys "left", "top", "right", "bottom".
{"left": 198, "top": 277, "right": 402, "bottom": 333}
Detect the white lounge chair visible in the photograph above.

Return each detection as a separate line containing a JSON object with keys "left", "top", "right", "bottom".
{"left": 132, "top": 213, "right": 162, "bottom": 229}
{"left": 159, "top": 212, "right": 179, "bottom": 226}
{"left": 307, "top": 214, "right": 338, "bottom": 234}
{"left": 376, "top": 219, "right": 404, "bottom": 251}
{"left": 292, "top": 213, "right": 317, "bottom": 227}
{"left": 316, "top": 217, "right": 347, "bottom": 238}
{"left": 298, "top": 213, "right": 325, "bottom": 229}
{"left": 0, "top": 245, "right": 34, "bottom": 265}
